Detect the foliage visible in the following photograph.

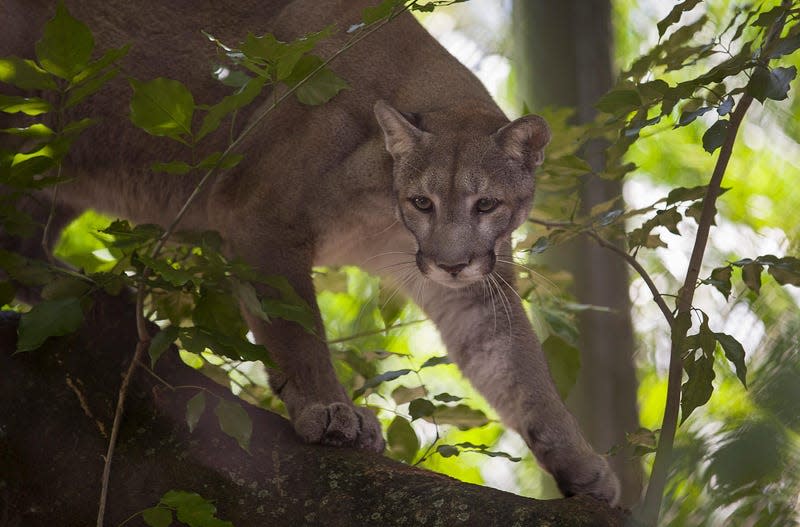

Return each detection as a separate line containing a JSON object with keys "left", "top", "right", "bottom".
{"left": 2, "top": 0, "right": 800, "bottom": 525}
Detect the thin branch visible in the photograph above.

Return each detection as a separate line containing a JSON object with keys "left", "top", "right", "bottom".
{"left": 327, "top": 319, "right": 427, "bottom": 345}
{"left": 640, "top": 4, "right": 791, "bottom": 523}
{"left": 587, "top": 231, "right": 674, "bottom": 325}
{"left": 95, "top": 341, "right": 147, "bottom": 527}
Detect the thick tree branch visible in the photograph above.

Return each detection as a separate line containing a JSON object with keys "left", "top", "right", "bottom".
{"left": 0, "top": 295, "right": 627, "bottom": 527}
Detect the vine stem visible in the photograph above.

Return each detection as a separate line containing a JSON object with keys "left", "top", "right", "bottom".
{"left": 640, "top": 5, "right": 789, "bottom": 523}
{"left": 94, "top": 5, "right": 415, "bottom": 525}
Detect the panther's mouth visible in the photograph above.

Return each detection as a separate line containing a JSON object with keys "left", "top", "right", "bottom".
{"left": 415, "top": 251, "right": 493, "bottom": 288}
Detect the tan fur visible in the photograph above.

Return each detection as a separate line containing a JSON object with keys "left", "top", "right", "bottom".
{"left": 1, "top": 0, "right": 619, "bottom": 504}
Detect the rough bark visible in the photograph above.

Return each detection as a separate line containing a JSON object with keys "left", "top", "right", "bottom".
{"left": 512, "top": 0, "right": 643, "bottom": 506}
{"left": 0, "top": 294, "right": 626, "bottom": 527}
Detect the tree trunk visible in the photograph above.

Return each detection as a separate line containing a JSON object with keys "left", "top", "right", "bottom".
{"left": 0, "top": 294, "right": 627, "bottom": 526}
{"left": 512, "top": 0, "right": 642, "bottom": 506}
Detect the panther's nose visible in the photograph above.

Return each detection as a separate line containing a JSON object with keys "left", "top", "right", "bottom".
{"left": 437, "top": 261, "right": 469, "bottom": 277}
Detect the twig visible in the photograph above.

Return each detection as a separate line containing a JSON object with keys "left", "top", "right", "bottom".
{"left": 327, "top": 319, "right": 427, "bottom": 345}
{"left": 639, "top": 4, "right": 790, "bottom": 523}
{"left": 95, "top": 336, "right": 147, "bottom": 526}
{"left": 587, "top": 231, "right": 674, "bottom": 325}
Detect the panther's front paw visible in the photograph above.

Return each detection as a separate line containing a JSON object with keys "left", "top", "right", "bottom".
{"left": 551, "top": 451, "right": 621, "bottom": 506}
{"left": 293, "top": 402, "right": 385, "bottom": 453}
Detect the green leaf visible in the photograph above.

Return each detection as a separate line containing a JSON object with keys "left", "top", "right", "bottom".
{"left": 65, "top": 66, "right": 119, "bottom": 109}
{"left": 543, "top": 334, "right": 581, "bottom": 399}
{"left": 17, "top": 297, "right": 84, "bottom": 352}
{"left": 0, "top": 281, "right": 16, "bottom": 305}
{"left": 353, "top": 368, "right": 413, "bottom": 398}
{"left": 129, "top": 77, "right": 195, "bottom": 141}
{"left": 0, "top": 94, "right": 51, "bottom": 115}
{"left": 419, "top": 355, "right": 451, "bottom": 369}
{"left": 186, "top": 392, "right": 206, "bottom": 433}
{"left": 260, "top": 297, "right": 316, "bottom": 334}
{"left": 766, "top": 256, "right": 800, "bottom": 286}
{"left": 453, "top": 441, "right": 521, "bottom": 462}
{"left": 595, "top": 89, "right": 641, "bottom": 116}
{"left": 0, "top": 123, "right": 55, "bottom": 138}
{"left": 35, "top": 2, "right": 94, "bottom": 80}
{"left": 677, "top": 105, "right": 712, "bottom": 127}
{"left": 71, "top": 45, "right": 129, "bottom": 85}
{"left": 196, "top": 151, "right": 244, "bottom": 171}
{"left": 703, "top": 265, "right": 733, "bottom": 300}
{"left": 666, "top": 185, "right": 709, "bottom": 205}
{"left": 529, "top": 236, "right": 549, "bottom": 254}
{"left": 214, "top": 399, "right": 252, "bottom": 453}
{"left": 197, "top": 76, "right": 266, "bottom": 141}
{"left": 159, "top": 490, "right": 233, "bottom": 527}
{"left": 149, "top": 325, "right": 179, "bottom": 367}
{"left": 715, "top": 333, "right": 747, "bottom": 388}
{"left": 286, "top": 55, "right": 349, "bottom": 106}
{"left": 702, "top": 119, "right": 730, "bottom": 154}
{"left": 180, "top": 326, "right": 271, "bottom": 365}
{"left": 433, "top": 393, "right": 462, "bottom": 403}
{"left": 362, "top": 0, "right": 399, "bottom": 24}
{"left": 747, "top": 66, "right": 797, "bottom": 103}
{"left": 717, "top": 96, "right": 734, "bottom": 116}
{"left": 391, "top": 385, "right": 427, "bottom": 405}
{"left": 408, "top": 398, "right": 436, "bottom": 420}
{"left": 657, "top": 0, "right": 702, "bottom": 37}
{"left": 425, "top": 404, "right": 489, "bottom": 430}
{"left": 193, "top": 288, "right": 247, "bottom": 337}
{"left": 768, "top": 33, "right": 800, "bottom": 59}
{"left": 681, "top": 350, "right": 715, "bottom": 423}
{"left": 387, "top": 416, "right": 419, "bottom": 464}
{"left": 740, "top": 261, "right": 763, "bottom": 295}
{"left": 436, "top": 444, "right": 460, "bottom": 458}
{"left": 151, "top": 160, "right": 193, "bottom": 175}
{"left": 142, "top": 506, "right": 173, "bottom": 527}
{"left": 0, "top": 57, "right": 57, "bottom": 90}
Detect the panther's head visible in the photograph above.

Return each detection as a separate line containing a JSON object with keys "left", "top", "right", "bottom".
{"left": 374, "top": 100, "right": 550, "bottom": 288}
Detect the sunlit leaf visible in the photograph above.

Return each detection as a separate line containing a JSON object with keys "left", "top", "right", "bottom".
{"left": 0, "top": 94, "right": 51, "bottom": 116}
{"left": 159, "top": 490, "right": 234, "bottom": 527}
{"left": 0, "top": 123, "right": 55, "bottom": 138}
{"left": 0, "top": 57, "right": 57, "bottom": 90}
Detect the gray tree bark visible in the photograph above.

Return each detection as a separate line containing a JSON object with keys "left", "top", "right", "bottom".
{"left": 512, "top": 0, "right": 643, "bottom": 506}
{"left": 0, "top": 294, "right": 627, "bottom": 526}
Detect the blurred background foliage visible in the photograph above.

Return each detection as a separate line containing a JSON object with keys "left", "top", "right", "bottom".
{"left": 44, "top": 0, "right": 800, "bottom": 524}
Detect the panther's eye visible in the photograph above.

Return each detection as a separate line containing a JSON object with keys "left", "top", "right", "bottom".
{"left": 411, "top": 196, "right": 434, "bottom": 212}
{"left": 476, "top": 197, "right": 499, "bottom": 213}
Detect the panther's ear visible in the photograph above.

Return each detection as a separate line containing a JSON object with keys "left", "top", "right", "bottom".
{"left": 374, "top": 100, "right": 428, "bottom": 158}
{"left": 493, "top": 114, "right": 551, "bottom": 169}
